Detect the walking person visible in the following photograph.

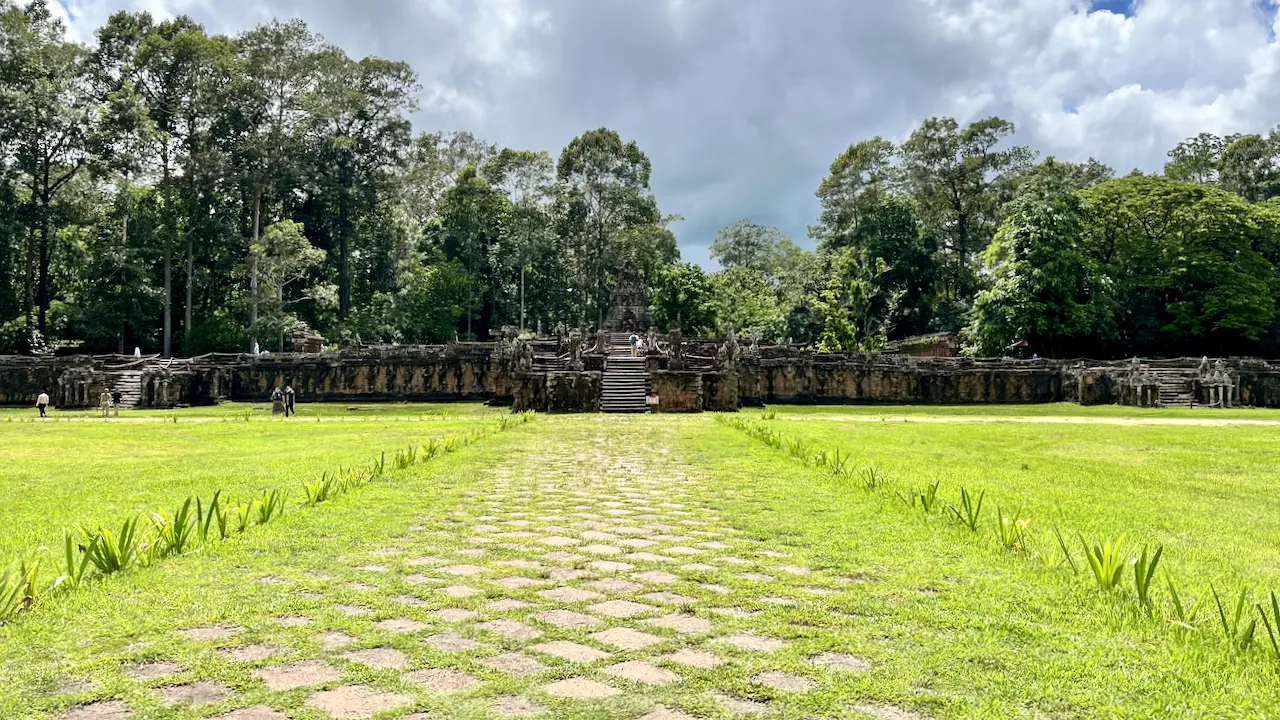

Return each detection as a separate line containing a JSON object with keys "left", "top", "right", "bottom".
{"left": 270, "top": 386, "right": 285, "bottom": 417}
{"left": 629, "top": 332, "right": 639, "bottom": 357}
{"left": 99, "top": 389, "right": 112, "bottom": 418}
{"left": 36, "top": 391, "right": 49, "bottom": 418}
{"left": 110, "top": 389, "right": 122, "bottom": 417}
{"left": 284, "top": 385, "right": 296, "bottom": 417}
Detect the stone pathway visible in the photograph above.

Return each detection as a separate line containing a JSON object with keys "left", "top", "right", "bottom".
{"left": 54, "top": 427, "right": 919, "bottom": 720}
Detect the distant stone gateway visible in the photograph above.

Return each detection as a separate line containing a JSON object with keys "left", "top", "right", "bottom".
{"left": 604, "top": 262, "right": 653, "bottom": 333}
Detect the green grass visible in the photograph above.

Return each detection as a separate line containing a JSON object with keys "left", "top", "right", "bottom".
{"left": 1, "top": 405, "right": 1279, "bottom": 718}
{"left": 0, "top": 403, "right": 497, "bottom": 559}
{"left": 764, "top": 401, "right": 1280, "bottom": 420}
{"left": 743, "top": 413, "right": 1280, "bottom": 594}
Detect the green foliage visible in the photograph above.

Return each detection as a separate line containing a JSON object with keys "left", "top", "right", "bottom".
{"left": 1081, "top": 535, "right": 1127, "bottom": 591}
{"left": 994, "top": 507, "right": 1031, "bottom": 551}
{"left": 150, "top": 498, "right": 198, "bottom": 557}
{"left": 79, "top": 517, "right": 143, "bottom": 575}
{"left": 0, "top": 558, "right": 39, "bottom": 622}
{"left": 946, "top": 487, "right": 985, "bottom": 532}
{"left": 1166, "top": 578, "right": 1206, "bottom": 634}
{"left": 1133, "top": 544, "right": 1163, "bottom": 609}
{"left": 1257, "top": 591, "right": 1280, "bottom": 660}
{"left": 1211, "top": 583, "right": 1258, "bottom": 654}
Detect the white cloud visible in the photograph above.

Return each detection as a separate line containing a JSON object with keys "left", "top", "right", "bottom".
{"left": 43, "top": 0, "right": 1280, "bottom": 266}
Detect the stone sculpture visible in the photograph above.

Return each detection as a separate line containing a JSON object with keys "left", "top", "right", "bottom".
{"left": 567, "top": 330, "right": 584, "bottom": 371}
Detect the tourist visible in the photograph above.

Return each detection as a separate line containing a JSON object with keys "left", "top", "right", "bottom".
{"left": 99, "top": 389, "right": 112, "bottom": 418}
{"left": 133, "top": 346, "right": 141, "bottom": 358}
{"left": 110, "top": 389, "right": 122, "bottom": 417}
{"left": 36, "top": 391, "right": 49, "bottom": 418}
{"left": 636, "top": 337, "right": 645, "bottom": 354}
{"left": 270, "top": 387, "right": 285, "bottom": 417}
{"left": 629, "top": 333, "right": 639, "bottom": 357}
{"left": 284, "top": 385, "right": 296, "bottom": 417}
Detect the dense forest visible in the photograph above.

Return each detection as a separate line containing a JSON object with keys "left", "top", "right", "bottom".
{"left": 3, "top": 2, "right": 1280, "bottom": 359}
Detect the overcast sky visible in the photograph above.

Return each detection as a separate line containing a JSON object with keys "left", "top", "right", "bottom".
{"left": 49, "top": 0, "right": 1280, "bottom": 268}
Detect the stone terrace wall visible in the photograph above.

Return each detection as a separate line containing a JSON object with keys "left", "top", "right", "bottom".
{"left": 0, "top": 355, "right": 91, "bottom": 405}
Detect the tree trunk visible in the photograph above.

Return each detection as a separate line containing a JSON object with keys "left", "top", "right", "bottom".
{"left": 249, "top": 187, "right": 261, "bottom": 350}
{"left": 36, "top": 204, "right": 49, "bottom": 335}
{"left": 162, "top": 155, "right": 173, "bottom": 358}
{"left": 337, "top": 160, "right": 351, "bottom": 321}
{"left": 23, "top": 225, "right": 34, "bottom": 338}
{"left": 520, "top": 264, "right": 525, "bottom": 334}
{"left": 185, "top": 230, "right": 193, "bottom": 353}
{"left": 119, "top": 213, "right": 128, "bottom": 355}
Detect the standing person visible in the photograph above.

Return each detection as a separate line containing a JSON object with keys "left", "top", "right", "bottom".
{"left": 133, "top": 346, "right": 141, "bottom": 358}
{"left": 270, "top": 387, "right": 285, "bottom": 417}
{"left": 36, "top": 391, "right": 49, "bottom": 418}
{"left": 628, "top": 333, "right": 639, "bottom": 357}
{"left": 284, "top": 385, "right": 296, "bottom": 417}
{"left": 636, "top": 337, "right": 645, "bottom": 354}
{"left": 99, "top": 389, "right": 112, "bottom": 418}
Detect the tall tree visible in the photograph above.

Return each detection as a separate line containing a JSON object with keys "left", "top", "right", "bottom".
{"left": 305, "top": 47, "right": 417, "bottom": 321}
{"left": 2, "top": 0, "right": 97, "bottom": 337}
{"left": 811, "top": 137, "right": 895, "bottom": 248}
{"left": 556, "top": 128, "right": 659, "bottom": 328}
{"left": 898, "top": 116, "right": 1034, "bottom": 300}
{"left": 710, "top": 220, "right": 789, "bottom": 271}
{"left": 1164, "top": 132, "right": 1224, "bottom": 185}
{"left": 483, "top": 148, "right": 555, "bottom": 332}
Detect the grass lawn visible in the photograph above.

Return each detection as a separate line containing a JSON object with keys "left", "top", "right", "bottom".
{"left": 0, "top": 405, "right": 1277, "bottom": 719}
{"left": 0, "top": 403, "right": 499, "bottom": 559}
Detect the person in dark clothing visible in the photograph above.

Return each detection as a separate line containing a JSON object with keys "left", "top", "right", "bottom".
{"left": 284, "top": 386, "right": 296, "bottom": 417}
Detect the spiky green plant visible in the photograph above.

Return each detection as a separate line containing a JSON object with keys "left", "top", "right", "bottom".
{"left": 1166, "top": 578, "right": 1205, "bottom": 634}
{"left": 1211, "top": 583, "right": 1257, "bottom": 653}
{"left": 859, "top": 467, "right": 885, "bottom": 491}
{"left": 946, "top": 488, "right": 985, "bottom": 532}
{"left": 151, "top": 497, "right": 199, "bottom": 557}
{"left": 994, "top": 507, "right": 1031, "bottom": 551}
{"left": 1053, "top": 526, "right": 1078, "bottom": 574}
{"left": 56, "top": 531, "right": 97, "bottom": 591}
{"left": 1133, "top": 544, "right": 1163, "bottom": 610}
{"left": 1254, "top": 590, "right": 1280, "bottom": 660}
{"left": 255, "top": 489, "right": 287, "bottom": 524}
{"left": 0, "top": 558, "right": 41, "bottom": 621}
{"left": 79, "top": 517, "right": 143, "bottom": 574}
{"left": 1081, "top": 535, "right": 1127, "bottom": 590}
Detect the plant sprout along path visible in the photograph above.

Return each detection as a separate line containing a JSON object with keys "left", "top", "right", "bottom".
{"left": 3, "top": 407, "right": 1280, "bottom": 719}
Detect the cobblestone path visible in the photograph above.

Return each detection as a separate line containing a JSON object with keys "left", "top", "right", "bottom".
{"left": 55, "top": 425, "right": 907, "bottom": 720}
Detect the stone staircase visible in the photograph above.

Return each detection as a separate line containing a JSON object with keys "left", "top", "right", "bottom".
{"left": 109, "top": 370, "right": 144, "bottom": 408}
{"left": 1145, "top": 366, "right": 1198, "bottom": 407}
{"left": 600, "top": 332, "right": 649, "bottom": 413}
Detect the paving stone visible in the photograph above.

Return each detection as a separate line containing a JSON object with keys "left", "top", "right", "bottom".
{"left": 375, "top": 618, "right": 428, "bottom": 633}
{"left": 178, "top": 624, "right": 241, "bottom": 641}
{"left": 588, "top": 560, "right": 635, "bottom": 573}
{"left": 759, "top": 550, "right": 789, "bottom": 559}
{"left": 255, "top": 660, "right": 342, "bottom": 691}
{"left": 581, "top": 544, "right": 624, "bottom": 555}
{"left": 496, "top": 576, "right": 548, "bottom": 590}
{"left": 580, "top": 578, "right": 640, "bottom": 594}
{"left": 125, "top": 660, "right": 180, "bottom": 680}
{"left": 402, "top": 574, "right": 438, "bottom": 585}
{"left": 222, "top": 644, "right": 284, "bottom": 662}
{"left": 700, "top": 583, "right": 733, "bottom": 594}
{"left": 532, "top": 609, "right": 602, "bottom": 629}
{"left": 582, "top": 530, "right": 619, "bottom": 541}
{"left": 602, "top": 660, "right": 681, "bottom": 686}
{"left": 813, "top": 652, "right": 873, "bottom": 671}
{"left": 590, "top": 627, "right": 666, "bottom": 650}
{"left": 650, "top": 534, "right": 689, "bottom": 542}
{"left": 543, "top": 677, "right": 620, "bottom": 699}
{"left": 347, "top": 582, "right": 378, "bottom": 592}
{"left": 537, "top": 586, "right": 603, "bottom": 603}
{"left": 159, "top": 681, "right": 234, "bottom": 706}
{"left": 487, "top": 599, "right": 537, "bottom": 612}
{"left": 438, "top": 564, "right": 487, "bottom": 577}
{"left": 529, "top": 640, "right": 610, "bottom": 663}
{"left": 355, "top": 564, "right": 388, "bottom": 573}
{"left": 644, "top": 613, "right": 714, "bottom": 635}
{"left": 626, "top": 552, "right": 676, "bottom": 563}
{"left": 209, "top": 706, "right": 290, "bottom": 720}
{"left": 761, "top": 597, "right": 798, "bottom": 606}
{"left": 850, "top": 704, "right": 930, "bottom": 720}
{"left": 548, "top": 567, "right": 593, "bottom": 581}
{"left": 539, "top": 536, "right": 582, "bottom": 547}
{"left": 737, "top": 573, "right": 775, "bottom": 583}
{"left": 717, "top": 634, "right": 787, "bottom": 652}
{"left": 678, "top": 563, "right": 719, "bottom": 573}
{"left": 637, "top": 706, "right": 702, "bottom": 720}
{"left": 342, "top": 647, "right": 409, "bottom": 669}
{"left": 712, "top": 692, "right": 771, "bottom": 715}
{"left": 403, "top": 667, "right": 478, "bottom": 692}
{"left": 62, "top": 700, "right": 133, "bottom": 720}
{"left": 479, "top": 619, "right": 543, "bottom": 640}
{"left": 590, "top": 599, "right": 658, "bottom": 618}
{"left": 665, "top": 547, "right": 705, "bottom": 556}
{"left": 699, "top": 541, "right": 733, "bottom": 550}
{"left": 544, "top": 551, "right": 587, "bottom": 563}
{"left": 493, "top": 695, "right": 547, "bottom": 716}
{"left": 273, "top": 615, "right": 312, "bottom": 627}
{"left": 335, "top": 605, "right": 374, "bottom": 617}
{"left": 480, "top": 652, "right": 547, "bottom": 675}
{"left": 802, "top": 587, "right": 837, "bottom": 596}
{"left": 306, "top": 684, "right": 412, "bottom": 719}
{"left": 609, "top": 526, "right": 650, "bottom": 536}
{"left": 641, "top": 591, "right": 698, "bottom": 605}
{"left": 663, "top": 648, "right": 725, "bottom": 669}
{"left": 319, "top": 631, "right": 358, "bottom": 650}
{"left": 441, "top": 585, "right": 482, "bottom": 598}
{"left": 634, "top": 570, "right": 680, "bottom": 584}
{"left": 754, "top": 670, "right": 815, "bottom": 691}
{"left": 425, "top": 632, "right": 485, "bottom": 652}
{"left": 498, "top": 559, "right": 543, "bottom": 570}
{"left": 718, "top": 557, "right": 753, "bottom": 566}
{"left": 619, "top": 538, "right": 658, "bottom": 548}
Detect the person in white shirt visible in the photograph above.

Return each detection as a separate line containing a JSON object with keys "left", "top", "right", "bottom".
{"left": 36, "top": 392, "right": 49, "bottom": 418}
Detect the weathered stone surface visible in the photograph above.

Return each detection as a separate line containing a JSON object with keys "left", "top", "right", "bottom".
{"left": 543, "top": 677, "right": 620, "bottom": 699}
{"left": 159, "top": 682, "right": 234, "bottom": 706}
{"left": 342, "top": 647, "right": 409, "bottom": 669}
{"left": 62, "top": 700, "right": 133, "bottom": 720}
{"left": 602, "top": 660, "right": 680, "bottom": 686}
{"left": 255, "top": 660, "right": 342, "bottom": 691}
{"left": 306, "top": 685, "right": 412, "bottom": 719}
{"left": 403, "top": 668, "right": 478, "bottom": 692}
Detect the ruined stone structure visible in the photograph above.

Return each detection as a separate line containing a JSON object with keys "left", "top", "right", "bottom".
{"left": 603, "top": 262, "right": 653, "bottom": 333}
{"left": 6, "top": 342, "right": 1280, "bottom": 412}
